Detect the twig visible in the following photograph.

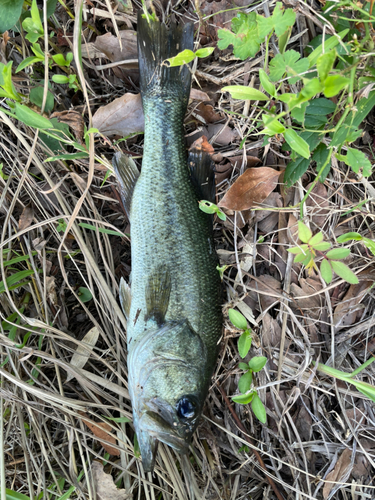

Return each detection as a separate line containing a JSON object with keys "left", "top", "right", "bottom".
{"left": 218, "top": 385, "right": 285, "bottom": 500}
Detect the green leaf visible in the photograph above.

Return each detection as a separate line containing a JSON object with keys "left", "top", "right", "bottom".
{"left": 273, "top": 3, "right": 296, "bottom": 36}
{"left": 238, "top": 330, "right": 252, "bottom": 358}
{"left": 317, "top": 49, "right": 336, "bottom": 82}
{"left": 313, "top": 241, "right": 331, "bottom": 251}
{"left": 269, "top": 50, "right": 309, "bottom": 83}
{"left": 320, "top": 259, "right": 333, "bottom": 284}
{"left": 222, "top": 85, "right": 269, "bottom": 101}
{"left": 47, "top": 0, "right": 58, "bottom": 17}
{"left": 278, "top": 26, "right": 292, "bottom": 54}
{"left": 291, "top": 101, "right": 308, "bottom": 124}
{"left": 300, "top": 78, "right": 323, "bottom": 99}
{"left": 22, "top": 0, "right": 44, "bottom": 43}
{"left": 0, "top": 270, "right": 36, "bottom": 294}
{"left": 14, "top": 103, "right": 53, "bottom": 129}
{"left": 29, "top": 86, "right": 54, "bottom": 113}
{"left": 238, "top": 370, "right": 253, "bottom": 393}
{"left": 330, "top": 260, "right": 359, "bottom": 284}
{"left": 238, "top": 362, "right": 249, "bottom": 371}
{"left": 45, "top": 152, "right": 89, "bottom": 162}
{"left": 262, "top": 115, "right": 286, "bottom": 135}
{"left": 251, "top": 394, "right": 267, "bottom": 423}
{"left": 309, "top": 232, "right": 324, "bottom": 246}
{"left": 337, "top": 232, "right": 362, "bottom": 243}
{"left": 323, "top": 75, "right": 350, "bottom": 97}
{"left": 166, "top": 49, "right": 195, "bottom": 67}
{"left": 248, "top": 356, "right": 267, "bottom": 372}
{"left": 229, "top": 308, "right": 248, "bottom": 330}
{"left": 199, "top": 200, "right": 217, "bottom": 215}
{"left": 284, "top": 129, "right": 310, "bottom": 159}
{"left": 16, "top": 56, "right": 43, "bottom": 73}
{"left": 298, "top": 221, "right": 312, "bottom": 243}
{"left": 195, "top": 47, "right": 215, "bottom": 59}
{"left": 52, "top": 53, "right": 71, "bottom": 67}
{"left": 0, "top": 0, "right": 24, "bottom": 32}
{"left": 312, "top": 143, "right": 331, "bottom": 180}
{"left": 259, "top": 69, "right": 276, "bottom": 98}
{"left": 256, "top": 14, "right": 274, "bottom": 39}
{"left": 104, "top": 416, "right": 131, "bottom": 423}
{"left": 0, "top": 61, "right": 20, "bottom": 100}
{"left": 326, "top": 248, "right": 350, "bottom": 260}
{"left": 287, "top": 244, "right": 308, "bottom": 254}
{"left": 52, "top": 74, "right": 69, "bottom": 84}
{"left": 217, "top": 29, "right": 236, "bottom": 50}
{"left": 307, "top": 29, "right": 349, "bottom": 68}
{"left": 306, "top": 98, "right": 336, "bottom": 116}
{"left": 294, "top": 250, "right": 312, "bottom": 263}
{"left": 77, "top": 287, "right": 93, "bottom": 303}
{"left": 338, "top": 148, "right": 372, "bottom": 177}
{"left": 78, "top": 222, "right": 123, "bottom": 237}
{"left": 232, "top": 392, "right": 254, "bottom": 404}
{"left": 4, "top": 488, "right": 32, "bottom": 500}
{"left": 284, "top": 156, "right": 310, "bottom": 186}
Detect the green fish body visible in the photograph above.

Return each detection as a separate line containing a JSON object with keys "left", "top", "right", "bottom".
{"left": 114, "top": 12, "right": 222, "bottom": 472}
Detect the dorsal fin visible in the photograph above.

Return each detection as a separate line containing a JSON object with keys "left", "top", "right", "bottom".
{"left": 188, "top": 149, "right": 216, "bottom": 203}
{"left": 145, "top": 266, "right": 171, "bottom": 326}
{"left": 112, "top": 152, "right": 140, "bottom": 219}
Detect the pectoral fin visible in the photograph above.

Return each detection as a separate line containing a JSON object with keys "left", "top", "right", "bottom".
{"left": 145, "top": 266, "right": 171, "bottom": 326}
{"left": 112, "top": 152, "right": 140, "bottom": 219}
{"left": 188, "top": 149, "right": 216, "bottom": 203}
{"left": 119, "top": 277, "right": 131, "bottom": 319}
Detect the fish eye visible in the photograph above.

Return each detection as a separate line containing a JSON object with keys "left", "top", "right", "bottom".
{"left": 176, "top": 396, "right": 196, "bottom": 420}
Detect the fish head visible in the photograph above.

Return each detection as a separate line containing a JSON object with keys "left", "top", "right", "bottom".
{"left": 128, "top": 320, "right": 209, "bottom": 471}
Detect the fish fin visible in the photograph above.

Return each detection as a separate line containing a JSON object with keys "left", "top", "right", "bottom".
{"left": 145, "top": 266, "right": 171, "bottom": 326}
{"left": 188, "top": 149, "right": 216, "bottom": 203}
{"left": 112, "top": 152, "right": 139, "bottom": 219}
{"left": 119, "top": 277, "right": 131, "bottom": 319}
{"left": 137, "top": 11, "right": 194, "bottom": 99}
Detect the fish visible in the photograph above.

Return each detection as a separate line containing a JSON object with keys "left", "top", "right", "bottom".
{"left": 113, "top": 10, "right": 222, "bottom": 473}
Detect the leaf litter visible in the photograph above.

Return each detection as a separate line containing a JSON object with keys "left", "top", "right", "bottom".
{"left": 1, "top": 1, "right": 375, "bottom": 500}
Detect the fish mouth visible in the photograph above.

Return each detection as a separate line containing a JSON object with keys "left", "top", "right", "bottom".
{"left": 139, "top": 410, "right": 191, "bottom": 454}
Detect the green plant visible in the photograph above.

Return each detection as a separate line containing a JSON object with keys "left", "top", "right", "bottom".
{"left": 199, "top": 200, "right": 226, "bottom": 221}
{"left": 314, "top": 357, "right": 375, "bottom": 402}
{"left": 228, "top": 308, "right": 267, "bottom": 423}
{"left": 166, "top": 47, "right": 214, "bottom": 67}
{"left": 219, "top": 3, "right": 375, "bottom": 191}
{"left": 287, "top": 221, "right": 358, "bottom": 284}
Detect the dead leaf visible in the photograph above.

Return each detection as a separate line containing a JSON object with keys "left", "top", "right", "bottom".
{"left": 198, "top": 0, "right": 252, "bottom": 38}
{"left": 190, "top": 88, "right": 210, "bottom": 101}
{"left": 287, "top": 214, "right": 299, "bottom": 244}
{"left": 290, "top": 283, "right": 321, "bottom": 320}
{"left": 189, "top": 135, "right": 214, "bottom": 155}
{"left": 50, "top": 110, "right": 85, "bottom": 144}
{"left": 92, "top": 93, "right": 144, "bottom": 137}
{"left": 262, "top": 313, "right": 282, "bottom": 348}
{"left": 81, "top": 413, "right": 120, "bottom": 456}
{"left": 207, "top": 123, "right": 239, "bottom": 145}
{"left": 91, "top": 461, "right": 129, "bottom": 499}
{"left": 305, "top": 182, "right": 329, "bottom": 229}
{"left": 229, "top": 155, "right": 261, "bottom": 169}
{"left": 94, "top": 31, "right": 138, "bottom": 66}
{"left": 194, "top": 103, "right": 222, "bottom": 124}
{"left": 333, "top": 281, "right": 371, "bottom": 330}
{"left": 218, "top": 167, "right": 280, "bottom": 211}
{"left": 323, "top": 448, "right": 353, "bottom": 499}
{"left": 255, "top": 192, "right": 282, "bottom": 233}
{"left": 45, "top": 276, "right": 57, "bottom": 306}
{"left": 66, "top": 326, "right": 100, "bottom": 382}
{"left": 215, "top": 162, "right": 233, "bottom": 184}
{"left": 18, "top": 203, "right": 34, "bottom": 231}
{"left": 247, "top": 274, "right": 282, "bottom": 311}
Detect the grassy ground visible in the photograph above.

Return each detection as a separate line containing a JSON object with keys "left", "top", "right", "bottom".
{"left": 1, "top": 0, "right": 375, "bottom": 499}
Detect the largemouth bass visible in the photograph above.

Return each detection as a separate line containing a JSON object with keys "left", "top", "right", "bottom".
{"left": 113, "top": 11, "right": 222, "bottom": 472}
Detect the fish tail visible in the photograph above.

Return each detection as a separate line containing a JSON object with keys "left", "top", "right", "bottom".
{"left": 137, "top": 10, "right": 194, "bottom": 100}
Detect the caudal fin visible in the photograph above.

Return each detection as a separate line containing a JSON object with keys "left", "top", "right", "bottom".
{"left": 137, "top": 10, "right": 194, "bottom": 99}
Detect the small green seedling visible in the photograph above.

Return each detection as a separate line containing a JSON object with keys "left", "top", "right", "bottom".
{"left": 166, "top": 47, "right": 214, "bottom": 67}
{"left": 216, "top": 264, "right": 229, "bottom": 280}
{"left": 77, "top": 287, "right": 93, "bottom": 303}
{"left": 288, "top": 221, "right": 358, "bottom": 285}
{"left": 228, "top": 308, "right": 267, "bottom": 423}
{"left": 52, "top": 73, "right": 79, "bottom": 90}
{"left": 199, "top": 200, "right": 226, "bottom": 221}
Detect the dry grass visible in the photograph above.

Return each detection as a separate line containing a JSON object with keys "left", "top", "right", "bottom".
{"left": 1, "top": 0, "right": 375, "bottom": 499}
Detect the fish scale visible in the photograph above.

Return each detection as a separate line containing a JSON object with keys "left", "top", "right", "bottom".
{"left": 114, "top": 11, "right": 222, "bottom": 472}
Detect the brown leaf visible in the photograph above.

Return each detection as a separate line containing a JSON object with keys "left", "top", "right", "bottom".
{"left": 218, "top": 167, "right": 280, "bottom": 211}
{"left": 262, "top": 313, "right": 282, "bottom": 348}
{"left": 215, "top": 162, "right": 233, "bottom": 184}
{"left": 45, "top": 276, "right": 58, "bottom": 306}
{"left": 190, "top": 88, "right": 210, "bottom": 101}
{"left": 50, "top": 110, "right": 85, "bottom": 144}
{"left": 229, "top": 155, "right": 261, "bottom": 169}
{"left": 323, "top": 448, "right": 353, "bottom": 499}
{"left": 94, "top": 31, "right": 138, "bottom": 66}
{"left": 92, "top": 93, "right": 144, "bottom": 137}
{"left": 198, "top": 0, "right": 252, "bottom": 38}
{"left": 91, "top": 461, "right": 129, "bottom": 500}
{"left": 206, "top": 123, "right": 239, "bottom": 145}
{"left": 333, "top": 281, "right": 372, "bottom": 329}
{"left": 81, "top": 413, "right": 119, "bottom": 456}
{"left": 255, "top": 192, "right": 282, "bottom": 233}
{"left": 189, "top": 135, "right": 214, "bottom": 155}
{"left": 305, "top": 182, "right": 329, "bottom": 229}
{"left": 18, "top": 203, "right": 34, "bottom": 231}
{"left": 195, "top": 103, "right": 222, "bottom": 123}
